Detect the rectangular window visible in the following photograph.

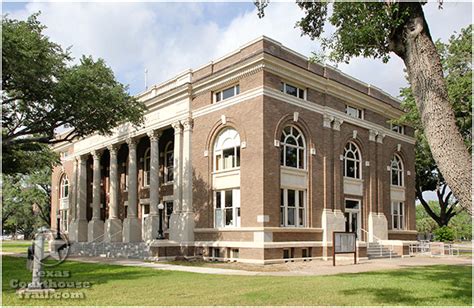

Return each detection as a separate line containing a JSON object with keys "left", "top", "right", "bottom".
{"left": 280, "top": 82, "right": 305, "bottom": 99}
{"left": 391, "top": 123, "right": 405, "bottom": 134}
{"left": 345, "top": 105, "right": 364, "bottom": 119}
{"left": 280, "top": 188, "right": 306, "bottom": 227}
{"left": 215, "top": 85, "right": 240, "bottom": 103}
{"left": 214, "top": 189, "right": 240, "bottom": 228}
{"left": 391, "top": 201, "right": 405, "bottom": 230}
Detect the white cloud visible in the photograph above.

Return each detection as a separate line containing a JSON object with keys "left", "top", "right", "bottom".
{"left": 7, "top": 1, "right": 471, "bottom": 98}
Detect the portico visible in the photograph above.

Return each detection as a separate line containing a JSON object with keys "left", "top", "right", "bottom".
{"left": 66, "top": 119, "right": 194, "bottom": 245}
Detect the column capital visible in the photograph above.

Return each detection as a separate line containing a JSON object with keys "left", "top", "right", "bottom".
{"left": 76, "top": 155, "right": 88, "bottom": 163}
{"left": 369, "top": 129, "right": 379, "bottom": 142}
{"left": 147, "top": 130, "right": 162, "bottom": 142}
{"left": 323, "top": 114, "right": 333, "bottom": 128}
{"left": 182, "top": 118, "right": 194, "bottom": 131}
{"left": 107, "top": 144, "right": 119, "bottom": 155}
{"left": 172, "top": 121, "right": 183, "bottom": 134}
{"left": 376, "top": 133, "right": 386, "bottom": 144}
{"left": 91, "top": 150, "right": 102, "bottom": 160}
{"left": 126, "top": 138, "right": 137, "bottom": 148}
{"left": 332, "top": 118, "right": 343, "bottom": 131}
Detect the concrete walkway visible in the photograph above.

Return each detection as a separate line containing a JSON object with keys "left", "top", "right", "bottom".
{"left": 2, "top": 251, "right": 471, "bottom": 276}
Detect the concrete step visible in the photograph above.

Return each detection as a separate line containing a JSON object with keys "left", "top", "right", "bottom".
{"left": 368, "top": 254, "right": 401, "bottom": 260}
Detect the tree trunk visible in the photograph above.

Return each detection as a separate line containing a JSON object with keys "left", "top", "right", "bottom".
{"left": 395, "top": 3, "right": 472, "bottom": 214}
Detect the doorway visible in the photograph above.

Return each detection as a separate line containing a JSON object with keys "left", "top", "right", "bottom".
{"left": 344, "top": 199, "right": 361, "bottom": 240}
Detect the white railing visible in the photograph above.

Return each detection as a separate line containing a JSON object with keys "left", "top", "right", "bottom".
{"left": 360, "top": 228, "right": 394, "bottom": 259}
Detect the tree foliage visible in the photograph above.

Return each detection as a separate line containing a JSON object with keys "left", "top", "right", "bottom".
{"left": 2, "top": 13, "right": 147, "bottom": 174}
{"left": 2, "top": 169, "right": 52, "bottom": 239}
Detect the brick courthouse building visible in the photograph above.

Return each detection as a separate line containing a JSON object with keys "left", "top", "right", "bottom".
{"left": 51, "top": 37, "right": 417, "bottom": 264}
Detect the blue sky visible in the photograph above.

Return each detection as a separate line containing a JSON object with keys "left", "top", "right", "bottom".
{"left": 3, "top": 1, "right": 472, "bottom": 97}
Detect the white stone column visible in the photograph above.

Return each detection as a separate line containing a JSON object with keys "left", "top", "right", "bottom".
{"left": 123, "top": 138, "right": 142, "bottom": 242}
{"left": 169, "top": 122, "right": 183, "bottom": 242}
{"left": 144, "top": 130, "right": 162, "bottom": 241}
{"left": 68, "top": 158, "right": 78, "bottom": 241}
{"left": 180, "top": 118, "right": 195, "bottom": 242}
{"left": 71, "top": 156, "right": 88, "bottom": 242}
{"left": 105, "top": 145, "right": 122, "bottom": 242}
{"left": 88, "top": 150, "right": 104, "bottom": 242}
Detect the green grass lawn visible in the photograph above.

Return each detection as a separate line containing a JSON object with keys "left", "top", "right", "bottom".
{"left": 2, "top": 256, "right": 471, "bottom": 306}
{"left": 1, "top": 241, "right": 32, "bottom": 253}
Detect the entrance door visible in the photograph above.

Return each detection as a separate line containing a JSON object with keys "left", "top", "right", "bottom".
{"left": 344, "top": 199, "right": 361, "bottom": 239}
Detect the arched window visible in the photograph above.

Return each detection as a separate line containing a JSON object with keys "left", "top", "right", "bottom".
{"left": 344, "top": 142, "right": 361, "bottom": 179}
{"left": 164, "top": 141, "right": 174, "bottom": 183}
{"left": 280, "top": 125, "right": 306, "bottom": 169}
{"left": 391, "top": 154, "right": 404, "bottom": 186}
{"left": 60, "top": 175, "right": 69, "bottom": 199}
{"left": 214, "top": 128, "right": 240, "bottom": 171}
{"left": 143, "top": 148, "right": 150, "bottom": 187}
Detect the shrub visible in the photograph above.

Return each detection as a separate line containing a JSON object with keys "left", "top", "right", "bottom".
{"left": 433, "top": 226, "right": 455, "bottom": 242}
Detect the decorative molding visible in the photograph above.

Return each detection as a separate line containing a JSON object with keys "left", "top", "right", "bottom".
{"left": 310, "top": 147, "right": 316, "bottom": 155}
{"left": 352, "top": 130, "right": 358, "bottom": 139}
{"left": 171, "top": 121, "right": 183, "bottom": 134}
{"left": 332, "top": 118, "right": 343, "bottom": 131}
{"left": 221, "top": 114, "right": 227, "bottom": 125}
{"left": 241, "top": 141, "right": 247, "bottom": 149}
{"left": 365, "top": 161, "right": 370, "bottom": 167}
{"left": 107, "top": 144, "right": 119, "bottom": 155}
{"left": 369, "top": 129, "right": 378, "bottom": 142}
{"left": 377, "top": 133, "right": 386, "bottom": 144}
{"left": 203, "top": 150, "right": 209, "bottom": 157}
{"left": 126, "top": 138, "right": 137, "bottom": 148}
{"left": 147, "top": 130, "right": 162, "bottom": 141}
{"left": 274, "top": 139, "right": 280, "bottom": 147}
{"left": 91, "top": 150, "right": 102, "bottom": 160}
{"left": 182, "top": 118, "right": 194, "bottom": 131}
{"left": 397, "top": 144, "right": 402, "bottom": 152}
{"left": 323, "top": 114, "right": 333, "bottom": 128}
{"left": 407, "top": 171, "right": 411, "bottom": 176}
{"left": 293, "top": 112, "right": 299, "bottom": 122}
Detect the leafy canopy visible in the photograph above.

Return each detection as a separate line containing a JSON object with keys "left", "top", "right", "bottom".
{"left": 2, "top": 13, "right": 147, "bottom": 173}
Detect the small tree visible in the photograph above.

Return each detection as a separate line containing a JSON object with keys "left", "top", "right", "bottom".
{"left": 2, "top": 13, "right": 147, "bottom": 175}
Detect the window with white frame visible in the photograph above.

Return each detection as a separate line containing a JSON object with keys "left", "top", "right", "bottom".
{"left": 344, "top": 142, "right": 362, "bottom": 179}
{"left": 280, "top": 82, "right": 305, "bottom": 99}
{"left": 391, "top": 154, "right": 404, "bottom": 187}
{"left": 345, "top": 105, "right": 364, "bottom": 119}
{"left": 214, "top": 128, "right": 241, "bottom": 171}
{"left": 59, "top": 175, "right": 69, "bottom": 232}
{"left": 391, "top": 201, "right": 405, "bottom": 230}
{"left": 164, "top": 142, "right": 174, "bottom": 183}
{"left": 143, "top": 148, "right": 150, "bottom": 187}
{"left": 280, "top": 125, "right": 306, "bottom": 169}
{"left": 280, "top": 188, "right": 306, "bottom": 227}
{"left": 215, "top": 85, "right": 240, "bottom": 103}
{"left": 214, "top": 189, "right": 240, "bottom": 228}
{"left": 391, "top": 123, "right": 405, "bottom": 134}
{"left": 60, "top": 175, "right": 69, "bottom": 199}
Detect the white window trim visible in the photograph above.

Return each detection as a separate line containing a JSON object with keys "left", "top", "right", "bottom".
{"left": 280, "top": 188, "right": 306, "bottom": 227}
{"left": 214, "top": 84, "right": 240, "bottom": 103}
{"left": 214, "top": 189, "right": 241, "bottom": 228}
{"left": 280, "top": 125, "right": 307, "bottom": 170}
{"left": 345, "top": 105, "right": 364, "bottom": 119}
{"left": 60, "top": 175, "right": 69, "bottom": 199}
{"left": 281, "top": 81, "right": 306, "bottom": 100}
{"left": 391, "top": 123, "right": 405, "bottom": 135}
{"left": 391, "top": 154, "right": 404, "bottom": 187}
{"left": 391, "top": 201, "right": 405, "bottom": 230}
{"left": 343, "top": 142, "right": 362, "bottom": 179}
{"left": 214, "top": 128, "right": 241, "bottom": 172}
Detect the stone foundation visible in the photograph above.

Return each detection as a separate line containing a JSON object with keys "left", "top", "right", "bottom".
{"left": 69, "top": 242, "right": 151, "bottom": 259}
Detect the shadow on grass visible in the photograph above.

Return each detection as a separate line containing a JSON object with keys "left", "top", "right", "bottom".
{"left": 340, "top": 265, "right": 472, "bottom": 305}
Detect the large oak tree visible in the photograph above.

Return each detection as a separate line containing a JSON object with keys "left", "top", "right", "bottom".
{"left": 256, "top": 1, "right": 472, "bottom": 214}
{"left": 2, "top": 13, "right": 147, "bottom": 174}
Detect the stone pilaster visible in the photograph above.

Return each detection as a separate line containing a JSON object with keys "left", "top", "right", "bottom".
{"left": 332, "top": 118, "right": 343, "bottom": 211}
{"left": 169, "top": 122, "right": 183, "bottom": 242}
{"left": 180, "top": 118, "right": 195, "bottom": 242}
{"left": 88, "top": 150, "right": 104, "bottom": 242}
{"left": 105, "top": 145, "right": 122, "bottom": 242}
{"left": 144, "top": 130, "right": 162, "bottom": 241}
{"left": 123, "top": 138, "right": 141, "bottom": 242}
{"left": 68, "top": 158, "right": 78, "bottom": 241}
{"left": 71, "top": 156, "right": 88, "bottom": 242}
